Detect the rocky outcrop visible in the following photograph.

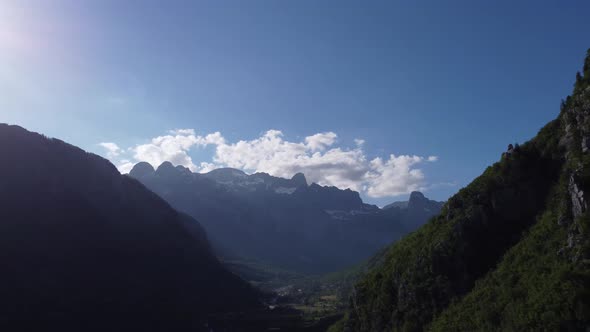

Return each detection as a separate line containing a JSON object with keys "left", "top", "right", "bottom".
{"left": 581, "top": 136, "right": 590, "bottom": 153}
{"left": 569, "top": 173, "right": 587, "bottom": 218}
{"left": 291, "top": 172, "right": 307, "bottom": 187}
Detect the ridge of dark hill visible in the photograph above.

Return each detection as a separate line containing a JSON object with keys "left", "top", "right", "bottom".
{"left": 130, "top": 164, "right": 443, "bottom": 274}
{"left": 0, "top": 124, "right": 261, "bottom": 331}
{"left": 330, "top": 49, "right": 590, "bottom": 332}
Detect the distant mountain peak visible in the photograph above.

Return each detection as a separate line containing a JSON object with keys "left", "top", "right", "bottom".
{"left": 154, "top": 161, "right": 192, "bottom": 180}
{"left": 291, "top": 172, "right": 307, "bottom": 187}
{"left": 157, "top": 161, "right": 175, "bottom": 171}
{"left": 382, "top": 192, "right": 444, "bottom": 219}
{"left": 129, "top": 162, "right": 155, "bottom": 178}
{"left": 407, "top": 191, "right": 442, "bottom": 213}
{"left": 409, "top": 191, "right": 426, "bottom": 201}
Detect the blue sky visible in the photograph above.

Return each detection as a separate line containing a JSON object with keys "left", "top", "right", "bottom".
{"left": 1, "top": 0, "right": 589, "bottom": 205}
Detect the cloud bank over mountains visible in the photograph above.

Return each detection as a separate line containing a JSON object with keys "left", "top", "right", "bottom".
{"left": 100, "top": 129, "right": 437, "bottom": 198}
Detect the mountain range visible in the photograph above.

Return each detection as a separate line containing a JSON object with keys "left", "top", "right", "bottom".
{"left": 129, "top": 162, "right": 443, "bottom": 273}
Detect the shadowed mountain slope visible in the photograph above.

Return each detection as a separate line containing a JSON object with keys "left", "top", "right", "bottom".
{"left": 0, "top": 124, "right": 261, "bottom": 331}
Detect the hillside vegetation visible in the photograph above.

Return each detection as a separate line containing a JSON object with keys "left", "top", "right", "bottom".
{"left": 331, "top": 50, "right": 590, "bottom": 331}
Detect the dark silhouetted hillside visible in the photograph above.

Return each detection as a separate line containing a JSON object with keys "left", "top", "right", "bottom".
{"left": 0, "top": 124, "right": 261, "bottom": 331}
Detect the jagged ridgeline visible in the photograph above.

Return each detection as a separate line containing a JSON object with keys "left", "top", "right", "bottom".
{"left": 330, "top": 50, "right": 590, "bottom": 331}
{"left": 129, "top": 160, "right": 443, "bottom": 274}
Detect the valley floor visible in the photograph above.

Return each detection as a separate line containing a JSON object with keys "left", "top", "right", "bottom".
{"left": 218, "top": 257, "right": 355, "bottom": 331}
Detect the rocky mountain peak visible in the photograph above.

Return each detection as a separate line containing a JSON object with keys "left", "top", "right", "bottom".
{"left": 157, "top": 161, "right": 175, "bottom": 171}
{"left": 407, "top": 191, "right": 442, "bottom": 213}
{"left": 291, "top": 172, "right": 307, "bottom": 187}
{"left": 154, "top": 161, "right": 184, "bottom": 179}
{"left": 409, "top": 191, "right": 426, "bottom": 202}
{"left": 383, "top": 191, "right": 430, "bottom": 210}
{"left": 129, "top": 162, "right": 155, "bottom": 178}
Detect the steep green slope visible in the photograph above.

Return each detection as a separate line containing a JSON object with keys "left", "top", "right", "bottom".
{"left": 333, "top": 50, "right": 590, "bottom": 331}
{"left": 430, "top": 180, "right": 589, "bottom": 331}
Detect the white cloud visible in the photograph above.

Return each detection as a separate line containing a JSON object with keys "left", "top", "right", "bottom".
{"left": 365, "top": 155, "right": 431, "bottom": 197}
{"left": 132, "top": 132, "right": 199, "bottom": 171}
{"left": 102, "top": 129, "right": 439, "bottom": 198}
{"left": 198, "top": 162, "right": 219, "bottom": 173}
{"left": 108, "top": 130, "right": 226, "bottom": 172}
{"left": 98, "top": 142, "right": 122, "bottom": 158}
{"left": 117, "top": 159, "right": 135, "bottom": 174}
{"left": 196, "top": 131, "right": 226, "bottom": 146}
{"left": 304, "top": 132, "right": 337, "bottom": 151}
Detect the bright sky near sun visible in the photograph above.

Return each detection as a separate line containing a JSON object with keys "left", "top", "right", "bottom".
{"left": 1, "top": 0, "right": 589, "bottom": 205}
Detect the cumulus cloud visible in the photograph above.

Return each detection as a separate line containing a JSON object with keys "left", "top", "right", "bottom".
{"left": 101, "top": 129, "right": 438, "bottom": 198}
{"left": 196, "top": 131, "right": 226, "bottom": 146}
{"left": 365, "top": 155, "right": 432, "bottom": 197}
{"left": 98, "top": 142, "right": 122, "bottom": 158}
{"left": 117, "top": 159, "right": 135, "bottom": 174}
{"left": 133, "top": 132, "right": 199, "bottom": 171}
{"left": 304, "top": 132, "right": 337, "bottom": 151}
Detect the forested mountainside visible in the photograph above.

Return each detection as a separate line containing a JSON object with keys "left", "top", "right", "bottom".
{"left": 331, "top": 50, "right": 590, "bottom": 331}
{"left": 0, "top": 124, "right": 261, "bottom": 331}
{"left": 130, "top": 162, "right": 443, "bottom": 273}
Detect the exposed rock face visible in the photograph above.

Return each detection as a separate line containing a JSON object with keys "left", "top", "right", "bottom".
{"left": 407, "top": 191, "right": 439, "bottom": 211}
{"left": 569, "top": 173, "right": 587, "bottom": 218}
{"left": 560, "top": 81, "right": 590, "bottom": 265}
{"left": 581, "top": 136, "right": 590, "bottom": 153}
{"left": 291, "top": 172, "right": 307, "bottom": 187}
